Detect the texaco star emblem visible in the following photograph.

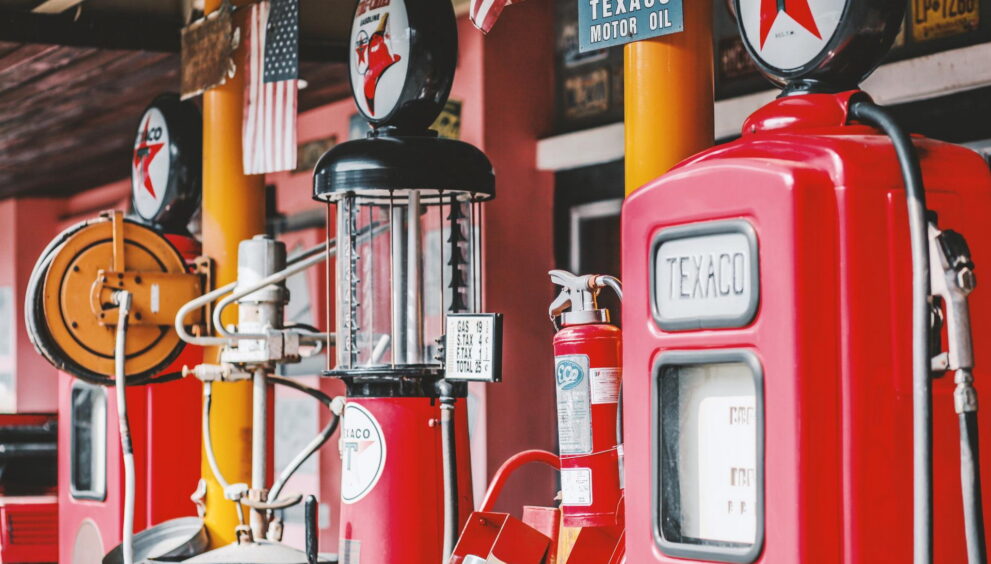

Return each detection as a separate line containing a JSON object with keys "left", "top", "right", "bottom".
{"left": 133, "top": 116, "right": 165, "bottom": 198}
{"left": 759, "top": 0, "right": 822, "bottom": 48}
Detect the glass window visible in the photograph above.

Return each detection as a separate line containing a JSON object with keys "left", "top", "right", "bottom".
{"left": 654, "top": 352, "right": 763, "bottom": 563}
{"left": 70, "top": 381, "right": 107, "bottom": 501}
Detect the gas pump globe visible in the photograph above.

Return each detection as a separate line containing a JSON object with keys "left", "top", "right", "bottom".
{"left": 313, "top": 140, "right": 494, "bottom": 375}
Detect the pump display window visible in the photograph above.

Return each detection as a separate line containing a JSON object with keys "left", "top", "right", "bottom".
{"left": 69, "top": 381, "right": 107, "bottom": 501}
{"left": 653, "top": 350, "right": 764, "bottom": 563}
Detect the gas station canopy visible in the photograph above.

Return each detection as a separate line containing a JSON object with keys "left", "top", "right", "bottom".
{"left": 0, "top": 0, "right": 356, "bottom": 199}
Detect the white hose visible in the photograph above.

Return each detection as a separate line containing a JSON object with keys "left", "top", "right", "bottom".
{"left": 113, "top": 291, "right": 135, "bottom": 564}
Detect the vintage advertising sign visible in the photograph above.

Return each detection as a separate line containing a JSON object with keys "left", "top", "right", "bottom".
{"left": 129, "top": 94, "right": 201, "bottom": 232}
{"left": 348, "top": 0, "right": 457, "bottom": 131}
{"left": 912, "top": 0, "right": 979, "bottom": 40}
{"left": 340, "top": 403, "right": 387, "bottom": 504}
{"left": 651, "top": 220, "right": 759, "bottom": 331}
{"left": 578, "top": 0, "right": 684, "bottom": 52}
{"left": 444, "top": 313, "right": 503, "bottom": 382}
{"left": 738, "top": 0, "right": 844, "bottom": 72}
{"left": 350, "top": 0, "right": 411, "bottom": 122}
{"left": 132, "top": 107, "right": 171, "bottom": 222}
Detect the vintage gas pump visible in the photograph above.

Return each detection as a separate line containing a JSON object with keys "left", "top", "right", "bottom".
{"left": 26, "top": 94, "right": 207, "bottom": 563}
{"left": 621, "top": 0, "right": 991, "bottom": 561}
{"left": 311, "top": 0, "right": 501, "bottom": 561}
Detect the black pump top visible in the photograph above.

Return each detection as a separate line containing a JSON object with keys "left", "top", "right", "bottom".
{"left": 312, "top": 132, "right": 495, "bottom": 204}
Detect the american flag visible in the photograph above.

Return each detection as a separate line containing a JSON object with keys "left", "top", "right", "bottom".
{"left": 243, "top": 0, "right": 299, "bottom": 174}
{"left": 470, "top": 0, "right": 521, "bottom": 33}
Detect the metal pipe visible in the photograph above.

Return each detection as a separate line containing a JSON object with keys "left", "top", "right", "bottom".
{"left": 391, "top": 204, "right": 407, "bottom": 364}
{"left": 250, "top": 368, "right": 268, "bottom": 539}
{"left": 113, "top": 291, "right": 135, "bottom": 564}
{"left": 959, "top": 404, "right": 988, "bottom": 564}
{"left": 202, "top": 382, "right": 232, "bottom": 492}
{"left": 849, "top": 100, "right": 933, "bottom": 564}
{"left": 267, "top": 376, "right": 340, "bottom": 502}
{"left": 407, "top": 191, "right": 424, "bottom": 363}
{"left": 623, "top": 0, "right": 713, "bottom": 195}
{"left": 437, "top": 381, "right": 459, "bottom": 563}
{"left": 202, "top": 0, "right": 265, "bottom": 544}
{"left": 175, "top": 281, "right": 238, "bottom": 346}
{"left": 214, "top": 250, "right": 331, "bottom": 339}
{"left": 596, "top": 275, "right": 623, "bottom": 301}
{"left": 479, "top": 450, "right": 560, "bottom": 513}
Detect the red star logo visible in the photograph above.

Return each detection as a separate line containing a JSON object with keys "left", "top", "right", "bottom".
{"left": 133, "top": 116, "right": 164, "bottom": 199}
{"left": 759, "top": 0, "right": 822, "bottom": 49}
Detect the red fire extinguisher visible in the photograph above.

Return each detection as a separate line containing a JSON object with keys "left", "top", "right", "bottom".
{"left": 549, "top": 270, "right": 624, "bottom": 528}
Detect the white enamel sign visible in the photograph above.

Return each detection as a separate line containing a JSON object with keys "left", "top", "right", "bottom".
{"left": 131, "top": 108, "right": 171, "bottom": 221}
{"left": 350, "top": 0, "right": 411, "bottom": 121}
{"left": 340, "top": 403, "right": 387, "bottom": 504}
{"left": 653, "top": 222, "right": 758, "bottom": 330}
{"left": 738, "top": 0, "right": 845, "bottom": 71}
{"left": 445, "top": 314, "right": 502, "bottom": 382}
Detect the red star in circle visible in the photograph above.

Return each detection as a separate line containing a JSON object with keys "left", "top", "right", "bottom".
{"left": 133, "top": 116, "right": 165, "bottom": 198}
{"left": 759, "top": 0, "right": 822, "bottom": 49}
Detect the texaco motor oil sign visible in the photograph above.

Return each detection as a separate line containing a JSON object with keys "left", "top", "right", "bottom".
{"left": 578, "top": 0, "right": 684, "bottom": 52}
{"left": 350, "top": 0, "right": 411, "bottom": 121}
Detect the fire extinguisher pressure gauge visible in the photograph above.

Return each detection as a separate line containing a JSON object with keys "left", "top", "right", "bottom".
{"left": 130, "top": 93, "right": 202, "bottom": 233}
{"left": 734, "top": 0, "right": 904, "bottom": 91}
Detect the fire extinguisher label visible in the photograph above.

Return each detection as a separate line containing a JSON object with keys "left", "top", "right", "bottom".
{"left": 341, "top": 403, "right": 387, "bottom": 504}
{"left": 556, "top": 354, "right": 593, "bottom": 455}
{"left": 561, "top": 467, "right": 594, "bottom": 506}
{"left": 590, "top": 367, "right": 622, "bottom": 404}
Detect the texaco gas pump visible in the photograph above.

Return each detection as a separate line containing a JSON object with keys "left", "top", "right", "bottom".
{"left": 621, "top": 0, "right": 991, "bottom": 561}
{"left": 28, "top": 94, "right": 206, "bottom": 564}
{"left": 312, "top": 0, "right": 501, "bottom": 561}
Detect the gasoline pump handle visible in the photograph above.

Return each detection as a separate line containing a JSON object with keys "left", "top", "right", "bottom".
{"left": 850, "top": 99, "right": 935, "bottom": 564}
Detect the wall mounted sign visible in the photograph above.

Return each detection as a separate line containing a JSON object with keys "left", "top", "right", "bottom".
{"left": 130, "top": 94, "right": 202, "bottom": 233}
{"left": 912, "top": 0, "right": 979, "bottom": 41}
{"left": 577, "top": 0, "right": 684, "bottom": 52}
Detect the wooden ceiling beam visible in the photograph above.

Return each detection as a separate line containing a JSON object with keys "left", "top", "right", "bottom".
{"left": 0, "top": 9, "right": 346, "bottom": 61}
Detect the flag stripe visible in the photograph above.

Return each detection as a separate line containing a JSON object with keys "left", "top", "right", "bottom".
{"left": 243, "top": 0, "right": 298, "bottom": 175}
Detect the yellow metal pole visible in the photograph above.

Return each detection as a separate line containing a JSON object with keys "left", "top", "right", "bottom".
{"left": 201, "top": 0, "right": 266, "bottom": 546}
{"left": 623, "top": 0, "right": 714, "bottom": 196}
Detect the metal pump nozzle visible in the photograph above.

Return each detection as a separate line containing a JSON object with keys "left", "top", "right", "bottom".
{"left": 549, "top": 269, "right": 610, "bottom": 327}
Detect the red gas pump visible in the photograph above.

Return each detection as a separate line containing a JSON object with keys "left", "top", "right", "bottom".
{"left": 621, "top": 0, "right": 991, "bottom": 561}
{"left": 26, "top": 93, "right": 207, "bottom": 563}
{"left": 313, "top": 0, "right": 501, "bottom": 561}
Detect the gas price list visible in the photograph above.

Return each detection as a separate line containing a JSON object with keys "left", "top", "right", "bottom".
{"left": 444, "top": 314, "right": 503, "bottom": 382}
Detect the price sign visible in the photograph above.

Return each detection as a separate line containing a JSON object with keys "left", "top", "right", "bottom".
{"left": 444, "top": 314, "right": 503, "bottom": 382}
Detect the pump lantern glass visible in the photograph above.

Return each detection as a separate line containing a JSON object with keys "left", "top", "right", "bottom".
{"left": 313, "top": 135, "right": 495, "bottom": 375}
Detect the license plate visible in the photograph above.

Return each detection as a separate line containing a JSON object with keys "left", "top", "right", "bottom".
{"left": 912, "top": 0, "right": 980, "bottom": 41}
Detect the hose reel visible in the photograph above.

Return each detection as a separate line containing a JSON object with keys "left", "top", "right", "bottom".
{"left": 26, "top": 211, "right": 203, "bottom": 385}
